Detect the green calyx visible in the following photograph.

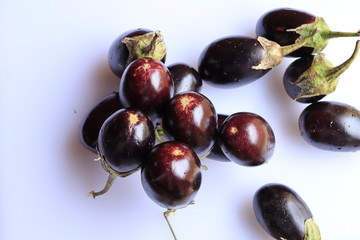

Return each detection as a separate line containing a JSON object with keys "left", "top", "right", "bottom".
{"left": 122, "top": 30, "right": 167, "bottom": 65}
{"left": 304, "top": 218, "right": 321, "bottom": 240}
{"left": 288, "top": 17, "right": 360, "bottom": 54}
{"left": 253, "top": 31, "right": 318, "bottom": 70}
{"left": 294, "top": 40, "right": 360, "bottom": 100}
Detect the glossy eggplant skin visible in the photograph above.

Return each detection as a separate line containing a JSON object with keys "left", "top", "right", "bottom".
{"left": 162, "top": 91, "right": 217, "bottom": 158}
{"left": 141, "top": 141, "right": 202, "bottom": 209}
{"left": 108, "top": 28, "right": 151, "bottom": 78}
{"left": 256, "top": 8, "right": 316, "bottom": 57}
{"left": 97, "top": 108, "right": 155, "bottom": 173}
{"left": 299, "top": 101, "right": 360, "bottom": 152}
{"left": 198, "top": 36, "right": 270, "bottom": 88}
{"left": 168, "top": 63, "right": 202, "bottom": 94}
{"left": 283, "top": 55, "right": 325, "bottom": 103}
{"left": 253, "top": 183, "right": 313, "bottom": 240}
{"left": 119, "top": 57, "right": 174, "bottom": 122}
{"left": 219, "top": 112, "right": 275, "bottom": 166}
{"left": 79, "top": 92, "right": 123, "bottom": 153}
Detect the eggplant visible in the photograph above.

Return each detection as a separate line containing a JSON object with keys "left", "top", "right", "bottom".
{"left": 299, "top": 101, "right": 360, "bottom": 152}
{"left": 79, "top": 92, "right": 123, "bottom": 153}
{"left": 108, "top": 28, "right": 167, "bottom": 78}
{"left": 253, "top": 183, "right": 320, "bottom": 240}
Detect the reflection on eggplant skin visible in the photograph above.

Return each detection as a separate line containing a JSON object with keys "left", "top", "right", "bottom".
{"left": 171, "top": 158, "right": 190, "bottom": 179}
{"left": 168, "top": 63, "right": 203, "bottom": 94}
{"left": 162, "top": 92, "right": 217, "bottom": 157}
{"left": 340, "top": 113, "right": 360, "bottom": 139}
{"left": 141, "top": 141, "right": 201, "bottom": 209}
{"left": 150, "top": 71, "right": 161, "bottom": 92}
{"left": 246, "top": 124, "right": 258, "bottom": 145}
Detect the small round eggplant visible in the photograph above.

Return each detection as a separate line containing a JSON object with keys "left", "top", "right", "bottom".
{"left": 219, "top": 112, "right": 275, "bottom": 166}
{"left": 256, "top": 8, "right": 360, "bottom": 57}
{"left": 141, "top": 141, "right": 202, "bottom": 210}
{"left": 162, "top": 91, "right": 217, "bottom": 158}
{"left": 108, "top": 28, "right": 167, "bottom": 78}
{"left": 119, "top": 57, "right": 174, "bottom": 122}
{"left": 283, "top": 55, "right": 325, "bottom": 103}
{"left": 299, "top": 101, "right": 360, "bottom": 152}
{"left": 283, "top": 40, "right": 360, "bottom": 103}
{"left": 253, "top": 183, "right": 320, "bottom": 240}
{"left": 89, "top": 108, "right": 156, "bottom": 198}
{"left": 168, "top": 63, "right": 202, "bottom": 94}
{"left": 79, "top": 92, "right": 123, "bottom": 153}
{"left": 97, "top": 108, "right": 155, "bottom": 173}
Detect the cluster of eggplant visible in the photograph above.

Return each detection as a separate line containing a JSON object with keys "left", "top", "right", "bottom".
{"left": 78, "top": 7, "right": 360, "bottom": 240}
{"left": 198, "top": 7, "right": 360, "bottom": 240}
{"left": 199, "top": 8, "right": 360, "bottom": 153}
{"left": 80, "top": 26, "right": 277, "bottom": 239}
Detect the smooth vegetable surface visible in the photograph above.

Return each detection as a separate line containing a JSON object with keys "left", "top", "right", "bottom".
{"left": 198, "top": 36, "right": 270, "bottom": 88}
{"left": 253, "top": 183, "right": 320, "bottom": 240}
{"left": 97, "top": 108, "right": 155, "bottom": 173}
{"left": 119, "top": 57, "right": 174, "bottom": 122}
{"left": 80, "top": 92, "right": 123, "bottom": 153}
{"left": 141, "top": 141, "right": 202, "bottom": 209}
{"left": 299, "top": 101, "right": 360, "bottom": 151}
{"left": 162, "top": 91, "right": 217, "bottom": 158}
{"left": 168, "top": 63, "right": 202, "bottom": 94}
{"left": 219, "top": 112, "right": 275, "bottom": 166}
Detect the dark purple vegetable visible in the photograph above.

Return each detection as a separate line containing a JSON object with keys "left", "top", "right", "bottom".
{"left": 79, "top": 92, "right": 123, "bottom": 153}
{"left": 198, "top": 36, "right": 270, "bottom": 88}
{"left": 108, "top": 28, "right": 167, "bottom": 78}
{"left": 119, "top": 57, "right": 174, "bottom": 122}
{"left": 219, "top": 112, "right": 275, "bottom": 166}
{"left": 207, "top": 114, "right": 231, "bottom": 162}
{"left": 141, "top": 141, "right": 202, "bottom": 239}
{"left": 198, "top": 35, "right": 312, "bottom": 88}
{"left": 89, "top": 108, "right": 155, "bottom": 198}
{"left": 256, "top": 8, "right": 360, "bottom": 57}
{"left": 283, "top": 55, "right": 325, "bottom": 103}
{"left": 141, "top": 141, "right": 202, "bottom": 209}
{"left": 253, "top": 183, "right": 320, "bottom": 240}
{"left": 299, "top": 101, "right": 360, "bottom": 152}
{"left": 162, "top": 91, "right": 217, "bottom": 158}
{"left": 283, "top": 40, "right": 360, "bottom": 103}
{"left": 168, "top": 63, "right": 202, "bottom": 94}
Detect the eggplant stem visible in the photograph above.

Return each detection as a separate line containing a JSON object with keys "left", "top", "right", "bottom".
{"left": 164, "top": 210, "right": 178, "bottom": 240}
{"left": 325, "top": 40, "right": 360, "bottom": 80}
{"left": 280, "top": 30, "right": 319, "bottom": 56}
{"left": 88, "top": 173, "right": 117, "bottom": 198}
{"left": 322, "top": 29, "right": 360, "bottom": 39}
{"left": 253, "top": 30, "right": 318, "bottom": 70}
{"left": 163, "top": 201, "right": 195, "bottom": 240}
{"left": 155, "top": 123, "right": 165, "bottom": 143}
{"left": 89, "top": 157, "right": 140, "bottom": 198}
{"left": 142, "top": 30, "right": 162, "bottom": 55}
{"left": 199, "top": 149, "right": 211, "bottom": 160}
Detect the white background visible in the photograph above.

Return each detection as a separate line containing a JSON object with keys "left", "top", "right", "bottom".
{"left": 1, "top": 0, "right": 360, "bottom": 239}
